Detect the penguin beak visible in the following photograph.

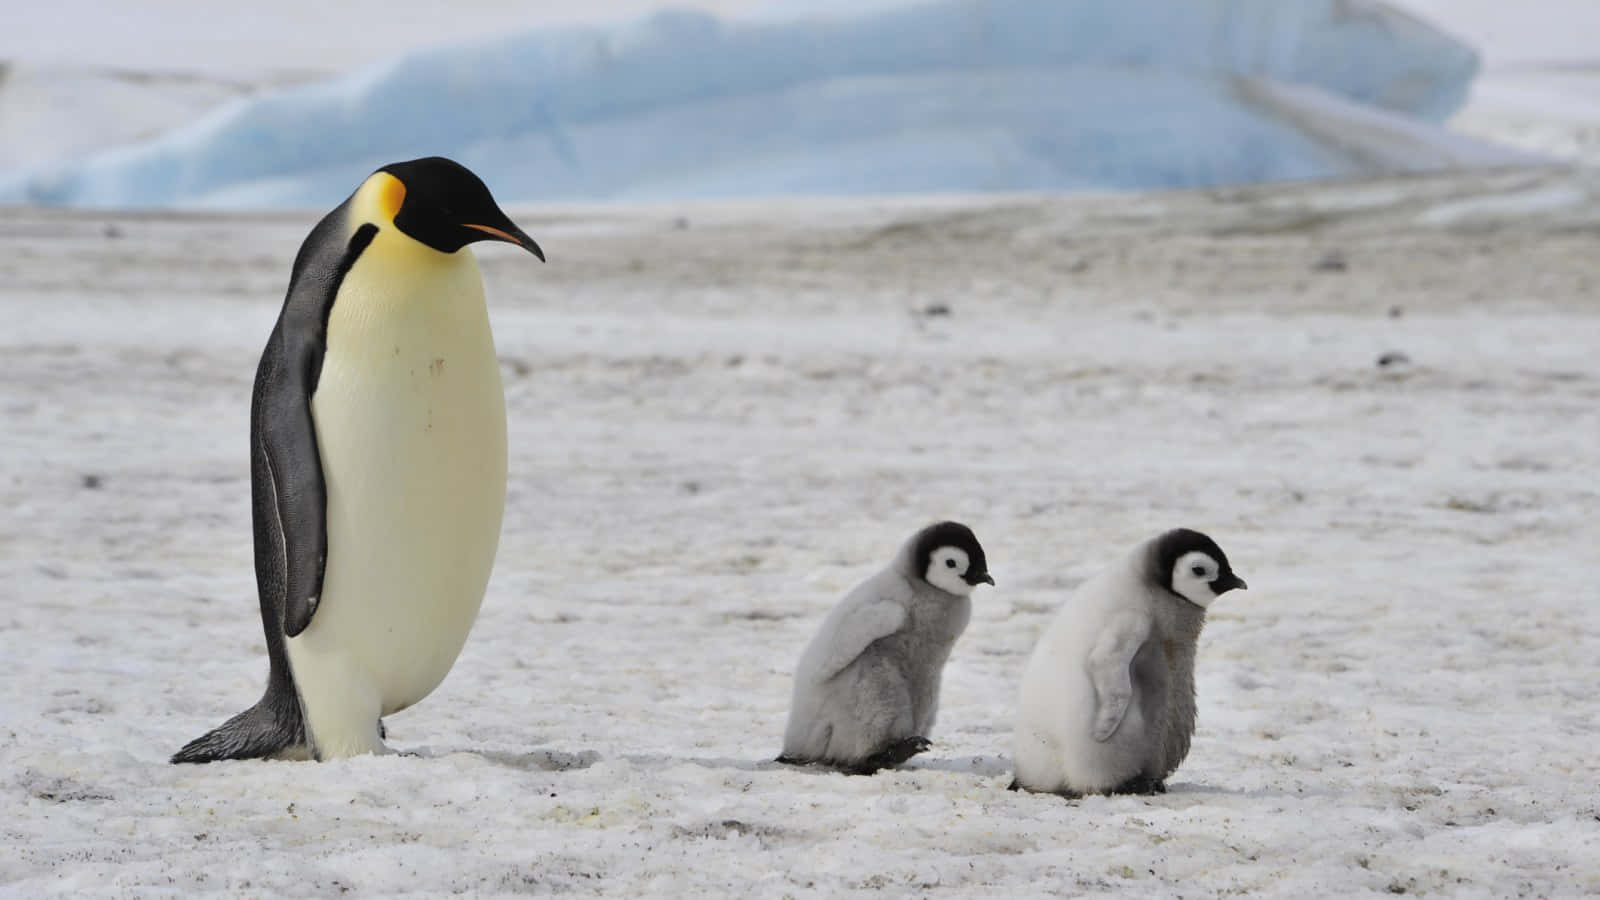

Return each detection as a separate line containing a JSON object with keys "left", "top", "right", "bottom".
{"left": 463, "top": 222, "right": 546, "bottom": 261}
{"left": 967, "top": 571, "right": 996, "bottom": 587}
{"left": 1216, "top": 573, "right": 1247, "bottom": 593}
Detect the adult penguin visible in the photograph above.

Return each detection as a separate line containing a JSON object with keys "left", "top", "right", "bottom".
{"left": 173, "top": 157, "right": 544, "bottom": 763}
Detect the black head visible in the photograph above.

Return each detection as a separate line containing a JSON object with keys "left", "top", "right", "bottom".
{"left": 377, "top": 157, "right": 544, "bottom": 259}
{"left": 1151, "top": 528, "right": 1246, "bottom": 608}
{"left": 912, "top": 521, "right": 994, "bottom": 596}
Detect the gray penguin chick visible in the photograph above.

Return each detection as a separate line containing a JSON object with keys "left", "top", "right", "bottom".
{"left": 779, "top": 521, "right": 994, "bottom": 774}
{"left": 1011, "top": 528, "right": 1246, "bottom": 796}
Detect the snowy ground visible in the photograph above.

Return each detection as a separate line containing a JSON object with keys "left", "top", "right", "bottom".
{"left": 3, "top": 168, "right": 1599, "bottom": 896}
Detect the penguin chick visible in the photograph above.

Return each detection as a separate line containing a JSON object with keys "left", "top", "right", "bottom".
{"left": 172, "top": 157, "right": 543, "bottom": 763}
{"left": 1011, "top": 528, "right": 1246, "bottom": 796}
{"left": 779, "top": 521, "right": 994, "bottom": 775}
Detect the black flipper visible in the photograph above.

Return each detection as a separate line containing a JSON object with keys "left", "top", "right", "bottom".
{"left": 171, "top": 210, "right": 378, "bottom": 764}
{"left": 260, "top": 366, "right": 328, "bottom": 640}
{"left": 264, "top": 222, "right": 377, "bottom": 638}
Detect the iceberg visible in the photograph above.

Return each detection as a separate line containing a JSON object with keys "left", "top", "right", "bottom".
{"left": 0, "top": 0, "right": 1530, "bottom": 208}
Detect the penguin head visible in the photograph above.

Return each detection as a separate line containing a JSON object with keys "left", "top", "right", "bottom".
{"left": 912, "top": 521, "right": 994, "bottom": 597}
{"left": 1153, "top": 528, "right": 1246, "bottom": 608}
{"left": 373, "top": 157, "right": 545, "bottom": 260}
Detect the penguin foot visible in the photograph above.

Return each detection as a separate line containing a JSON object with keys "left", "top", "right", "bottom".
{"left": 1111, "top": 775, "right": 1167, "bottom": 796}
{"left": 1007, "top": 778, "right": 1082, "bottom": 800}
{"left": 849, "top": 736, "right": 933, "bottom": 775}
{"left": 171, "top": 688, "right": 308, "bottom": 764}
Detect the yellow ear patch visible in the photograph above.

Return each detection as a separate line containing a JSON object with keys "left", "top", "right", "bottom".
{"left": 373, "top": 172, "right": 407, "bottom": 222}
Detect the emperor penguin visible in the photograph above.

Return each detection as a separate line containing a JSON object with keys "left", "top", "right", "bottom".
{"left": 779, "top": 521, "right": 994, "bottom": 775}
{"left": 172, "top": 157, "right": 544, "bottom": 763}
{"left": 1011, "top": 528, "right": 1246, "bottom": 796}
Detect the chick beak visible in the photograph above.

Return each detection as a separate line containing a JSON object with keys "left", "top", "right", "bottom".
{"left": 463, "top": 222, "right": 546, "bottom": 261}
{"left": 969, "top": 572, "right": 996, "bottom": 587}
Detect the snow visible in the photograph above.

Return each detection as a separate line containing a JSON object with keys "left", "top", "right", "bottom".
{"left": 4, "top": 167, "right": 1599, "bottom": 895}
{"left": 0, "top": 0, "right": 1512, "bottom": 209}
{"left": 1446, "top": 70, "right": 1600, "bottom": 168}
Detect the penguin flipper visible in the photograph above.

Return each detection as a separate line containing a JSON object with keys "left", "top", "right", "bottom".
{"left": 810, "top": 595, "right": 908, "bottom": 684}
{"left": 1087, "top": 612, "right": 1151, "bottom": 742}
{"left": 256, "top": 343, "right": 329, "bottom": 640}
{"left": 252, "top": 217, "right": 376, "bottom": 639}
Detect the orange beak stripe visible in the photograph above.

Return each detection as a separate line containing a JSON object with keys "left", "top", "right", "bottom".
{"left": 463, "top": 223, "right": 524, "bottom": 245}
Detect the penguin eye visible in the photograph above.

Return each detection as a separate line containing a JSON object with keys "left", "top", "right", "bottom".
{"left": 945, "top": 559, "right": 957, "bottom": 569}
{"left": 1191, "top": 565, "right": 1206, "bottom": 577}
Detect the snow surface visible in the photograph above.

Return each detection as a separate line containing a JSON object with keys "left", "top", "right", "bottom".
{"left": 0, "top": 0, "right": 1513, "bottom": 209}
{"left": 1447, "top": 69, "right": 1600, "bottom": 168}
{"left": 3, "top": 167, "right": 1599, "bottom": 895}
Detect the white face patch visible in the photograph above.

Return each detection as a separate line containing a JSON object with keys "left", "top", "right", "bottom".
{"left": 924, "top": 546, "right": 975, "bottom": 596}
{"left": 1170, "top": 550, "right": 1221, "bottom": 607}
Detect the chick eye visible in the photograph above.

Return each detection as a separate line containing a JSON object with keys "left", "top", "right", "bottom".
{"left": 1191, "top": 565, "right": 1206, "bottom": 577}
{"left": 945, "top": 559, "right": 957, "bottom": 569}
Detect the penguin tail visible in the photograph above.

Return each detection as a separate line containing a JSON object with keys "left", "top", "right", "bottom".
{"left": 171, "top": 689, "right": 305, "bottom": 764}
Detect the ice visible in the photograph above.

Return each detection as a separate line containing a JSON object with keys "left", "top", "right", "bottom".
{"left": 0, "top": 0, "right": 1516, "bottom": 209}
{"left": 1389, "top": 0, "right": 1600, "bottom": 166}
{"left": 0, "top": 65, "right": 266, "bottom": 172}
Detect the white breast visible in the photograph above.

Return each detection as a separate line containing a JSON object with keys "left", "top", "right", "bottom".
{"left": 1013, "top": 560, "right": 1149, "bottom": 793}
{"left": 287, "top": 228, "right": 507, "bottom": 757}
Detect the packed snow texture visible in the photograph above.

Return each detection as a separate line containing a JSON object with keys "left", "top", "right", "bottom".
{"left": 3, "top": 168, "right": 1599, "bottom": 895}
{"left": 0, "top": 0, "right": 1521, "bottom": 209}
